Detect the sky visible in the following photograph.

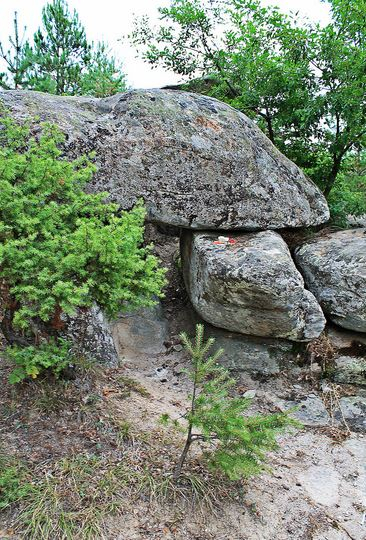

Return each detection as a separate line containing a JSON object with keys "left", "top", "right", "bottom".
{"left": 0, "top": 0, "right": 331, "bottom": 89}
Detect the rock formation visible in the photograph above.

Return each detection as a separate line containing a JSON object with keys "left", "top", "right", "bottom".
{"left": 294, "top": 229, "right": 366, "bottom": 332}
{"left": 0, "top": 88, "right": 329, "bottom": 230}
{"left": 181, "top": 230, "right": 326, "bottom": 341}
{"left": 5, "top": 88, "right": 365, "bottom": 359}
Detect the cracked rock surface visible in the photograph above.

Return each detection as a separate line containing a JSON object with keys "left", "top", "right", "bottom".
{"left": 294, "top": 229, "right": 366, "bottom": 332}
{"left": 181, "top": 230, "right": 326, "bottom": 341}
{"left": 62, "top": 305, "right": 119, "bottom": 366}
{"left": 0, "top": 88, "right": 329, "bottom": 230}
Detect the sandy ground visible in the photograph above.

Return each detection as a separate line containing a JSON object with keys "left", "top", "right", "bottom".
{"left": 1, "top": 227, "right": 365, "bottom": 539}
{"left": 102, "top": 339, "right": 366, "bottom": 540}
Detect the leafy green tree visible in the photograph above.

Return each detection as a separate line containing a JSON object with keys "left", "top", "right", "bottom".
{"left": 131, "top": 0, "right": 366, "bottom": 202}
{"left": 328, "top": 151, "right": 366, "bottom": 225}
{"left": 80, "top": 43, "right": 127, "bottom": 98}
{"left": 165, "top": 324, "right": 296, "bottom": 480}
{"left": 0, "top": 113, "right": 166, "bottom": 348}
{"left": 0, "top": 12, "right": 30, "bottom": 90}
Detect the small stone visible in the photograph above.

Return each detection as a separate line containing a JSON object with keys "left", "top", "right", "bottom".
{"left": 243, "top": 389, "right": 257, "bottom": 398}
{"left": 277, "top": 395, "right": 330, "bottom": 426}
{"left": 155, "top": 367, "right": 168, "bottom": 380}
{"left": 335, "top": 396, "right": 366, "bottom": 432}
{"left": 321, "top": 382, "right": 333, "bottom": 393}
{"left": 173, "top": 344, "right": 183, "bottom": 352}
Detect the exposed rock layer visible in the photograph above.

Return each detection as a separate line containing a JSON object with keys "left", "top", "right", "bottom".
{"left": 181, "top": 230, "right": 326, "bottom": 341}
{"left": 0, "top": 88, "right": 329, "bottom": 230}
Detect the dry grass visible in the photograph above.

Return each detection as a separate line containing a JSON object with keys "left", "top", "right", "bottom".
{"left": 116, "top": 376, "right": 151, "bottom": 398}
{"left": 7, "top": 448, "right": 237, "bottom": 540}
{"left": 2, "top": 421, "right": 240, "bottom": 540}
{"left": 306, "top": 333, "right": 335, "bottom": 374}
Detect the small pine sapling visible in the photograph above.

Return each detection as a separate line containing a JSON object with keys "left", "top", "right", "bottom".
{"left": 171, "top": 324, "right": 297, "bottom": 480}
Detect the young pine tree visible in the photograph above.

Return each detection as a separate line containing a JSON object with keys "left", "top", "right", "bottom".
{"left": 1, "top": 2, "right": 127, "bottom": 97}
{"left": 24, "top": 0, "right": 91, "bottom": 95}
{"left": 0, "top": 12, "right": 30, "bottom": 90}
{"left": 170, "top": 324, "right": 297, "bottom": 480}
{"left": 80, "top": 42, "right": 127, "bottom": 98}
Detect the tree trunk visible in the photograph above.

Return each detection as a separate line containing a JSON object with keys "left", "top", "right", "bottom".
{"left": 323, "top": 155, "right": 342, "bottom": 198}
{"left": 173, "top": 425, "right": 192, "bottom": 480}
{"left": 265, "top": 108, "right": 275, "bottom": 144}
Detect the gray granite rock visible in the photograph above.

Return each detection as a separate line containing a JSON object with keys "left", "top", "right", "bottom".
{"left": 347, "top": 213, "right": 366, "bottom": 228}
{"left": 181, "top": 230, "right": 326, "bottom": 341}
{"left": 295, "top": 229, "right": 366, "bottom": 332}
{"left": 276, "top": 395, "right": 331, "bottom": 426}
{"left": 62, "top": 305, "right": 118, "bottom": 366}
{"left": 204, "top": 326, "right": 296, "bottom": 375}
{"left": 111, "top": 303, "right": 168, "bottom": 358}
{"left": 297, "top": 466, "right": 340, "bottom": 506}
{"left": 0, "top": 88, "right": 329, "bottom": 230}
{"left": 335, "top": 396, "right": 366, "bottom": 432}
{"left": 333, "top": 356, "right": 366, "bottom": 386}
{"left": 326, "top": 326, "right": 366, "bottom": 350}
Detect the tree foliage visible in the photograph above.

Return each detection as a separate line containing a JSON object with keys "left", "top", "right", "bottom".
{"left": 328, "top": 151, "right": 366, "bottom": 226}
{"left": 0, "top": 0, "right": 127, "bottom": 97}
{"left": 166, "top": 324, "right": 296, "bottom": 480}
{"left": 6, "top": 339, "right": 73, "bottom": 384}
{"left": 80, "top": 43, "right": 127, "bottom": 98}
{"left": 0, "top": 113, "right": 166, "bottom": 346}
{"left": 131, "top": 0, "right": 366, "bottom": 208}
{"left": 0, "top": 12, "right": 30, "bottom": 90}
{"left": 24, "top": 0, "right": 91, "bottom": 95}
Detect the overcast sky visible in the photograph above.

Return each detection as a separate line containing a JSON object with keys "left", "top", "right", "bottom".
{"left": 0, "top": 0, "right": 331, "bottom": 89}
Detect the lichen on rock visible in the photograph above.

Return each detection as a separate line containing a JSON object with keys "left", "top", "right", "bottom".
{"left": 0, "top": 88, "right": 329, "bottom": 231}
{"left": 181, "top": 230, "right": 326, "bottom": 341}
{"left": 295, "top": 229, "right": 366, "bottom": 333}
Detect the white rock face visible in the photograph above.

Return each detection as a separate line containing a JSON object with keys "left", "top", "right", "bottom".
{"left": 294, "top": 229, "right": 366, "bottom": 332}
{"left": 181, "top": 230, "right": 326, "bottom": 341}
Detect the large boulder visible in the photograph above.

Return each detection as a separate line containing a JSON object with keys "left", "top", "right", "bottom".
{"left": 0, "top": 88, "right": 329, "bottom": 230}
{"left": 294, "top": 229, "right": 366, "bottom": 332}
{"left": 181, "top": 230, "right": 326, "bottom": 341}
